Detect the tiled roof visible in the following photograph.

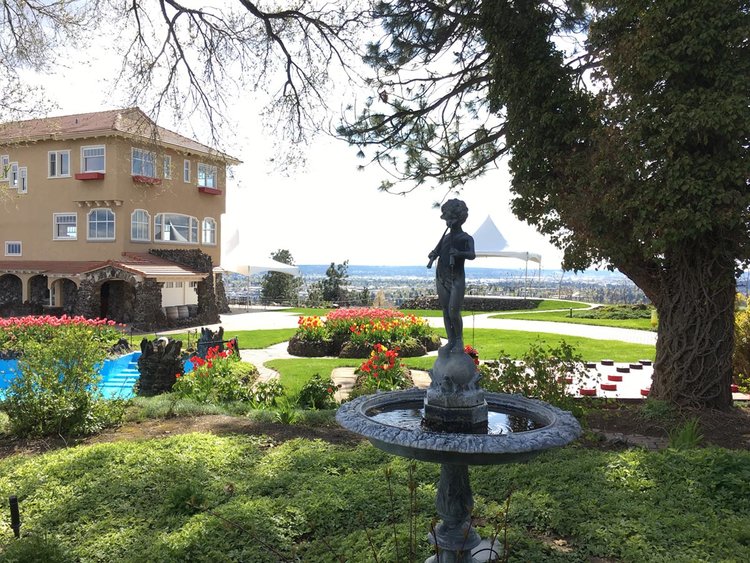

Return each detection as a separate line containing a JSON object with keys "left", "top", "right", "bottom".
{"left": 0, "top": 107, "right": 240, "bottom": 164}
{"left": 0, "top": 254, "right": 206, "bottom": 280}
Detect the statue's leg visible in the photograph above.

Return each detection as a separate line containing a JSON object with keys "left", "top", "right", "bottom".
{"left": 437, "top": 280, "right": 454, "bottom": 347}
{"left": 449, "top": 280, "right": 465, "bottom": 351}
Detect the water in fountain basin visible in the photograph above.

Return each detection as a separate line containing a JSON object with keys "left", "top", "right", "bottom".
{"left": 367, "top": 400, "right": 544, "bottom": 435}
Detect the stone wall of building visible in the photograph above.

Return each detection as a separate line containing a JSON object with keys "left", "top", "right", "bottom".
{"left": 215, "top": 273, "right": 230, "bottom": 313}
{"left": 149, "top": 249, "right": 221, "bottom": 324}
{"left": 0, "top": 274, "right": 22, "bottom": 306}
{"left": 133, "top": 279, "right": 167, "bottom": 330}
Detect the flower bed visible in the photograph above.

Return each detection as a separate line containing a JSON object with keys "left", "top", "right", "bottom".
{"left": 0, "top": 315, "right": 124, "bottom": 358}
{"left": 349, "top": 343, "right": 414, "bottom": 398}
{"left": 287, "top": 307, "right": 439, "bottom": 358}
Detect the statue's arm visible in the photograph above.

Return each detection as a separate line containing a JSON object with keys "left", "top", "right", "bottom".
{"left": 452, "top": 234, "right": 476, "bottom": 260}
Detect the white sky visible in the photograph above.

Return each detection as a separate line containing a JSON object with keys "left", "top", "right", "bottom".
{"left": 19, "top": 25, "right": 566, "bottom": 270}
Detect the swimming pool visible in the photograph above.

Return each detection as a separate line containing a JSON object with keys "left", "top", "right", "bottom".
{"left": 0, "top": 352, "right": 144, "bottom": 399}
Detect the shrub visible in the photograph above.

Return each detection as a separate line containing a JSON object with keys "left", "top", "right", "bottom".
{"left": 479, "top": 340, "right": 588, "bottom": 412}
{"left": 733, "top": 308, "right": 750, "bottom": 391}
{"left": 574, "top": 304, "right": 653, "bottom": 320}
{"left": 298, "top": 374, "right": 339, "bottom": 409}
{"left": 3, "top": 323, "right": 124, "bottom": 437}
{"left": 250, "top": 380, "right": 285, "bottom": 407}
{"left": 350, "top": 344, "right": 413, "bottom": 398}
{"left": 173, "top": 342, "right": 259, "bottom": 404}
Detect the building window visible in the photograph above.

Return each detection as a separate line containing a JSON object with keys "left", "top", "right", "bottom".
{"left": 4, "top": 241, "right": 21, "bottom": 256}
{"left": 131, "top": 209, "right": 150, "bottom": 241}
{"left": 48, "top": 150, "right": 71, "bottom": 177}
{"left": 53, "top": 213, "right": 77, "bottom": 240}
{"left": 189, "top": 281, "right": 198, "bottom": 288}
{"left": 9, "top": 163, "right": 18, "bottom": 188}
{"left": 0, "top": 155, "right": 9, "bottom": 181}
{"left": 183, "top": 159, "right": 191, "bottom": 183}
{"left": 82, "top": 145, "right": 105, "bottom": 173}
{"left": 18, "top": 167, "right": 27, "bottom": 194}
{"left": 163, "top": 281, "right": 175, "bottom": 289}
{"left": 202, "top": 217, "right": 217, "bottom": 245}
{"left": 131, "top": 148, "right": 156, "bottom": 177}
{"left": 197, "top": 163, "right": 217, "bottom": 188}
{"left": 87, "top": 208, "right": 115, "bottom": 240}
{"left": 163, "top": 155, "right": 172, "bottom": 179}
{"left": 154, "top": 213, "right": 198, "bottom": 243}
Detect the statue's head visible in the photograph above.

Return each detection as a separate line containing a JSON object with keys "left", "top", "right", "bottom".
{"left": 440, "top": 199, "right": 469, "bottom": 226}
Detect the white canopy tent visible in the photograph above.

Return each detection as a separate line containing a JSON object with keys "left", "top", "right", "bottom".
{"left": 219, "top": 222, "right": 300, "bottom": 277}
{"left": 471, "top": 216, "right": 542, "bottom": 293}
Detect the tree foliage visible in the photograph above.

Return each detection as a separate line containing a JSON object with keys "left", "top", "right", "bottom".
{"left": 260, "top": 249, "right": 303, "bottom": 304}
{"left": 321, "top": 260, "right": 350, "bottom": 303}
{"left": 340, "top": 0, "right": 750, "bottom": 408}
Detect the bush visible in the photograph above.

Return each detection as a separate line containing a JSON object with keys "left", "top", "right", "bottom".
{"left": 3, "top": 323, "right": 124, "bottom": 437}
{"left": 297, "top": 374, "right": 339, "bottom": 409}
{"left": 574, "top": 304, "right": 652, "bottom": 320}
{"left": 249, "top": 380, "right": 285, "bottom": 407}
{"left": 479, "top": 340, "right": 588, "bottom": 412}
{"left": 173, "top": 343, "right": 259, "bottom": 404}
{"left": 734, "top": 308, "right": 750, "bottom": 391}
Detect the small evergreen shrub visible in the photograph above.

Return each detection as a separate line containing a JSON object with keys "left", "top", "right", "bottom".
{"left": 297, "top": 374, "right": 339, "bottom": 409}
{"left": 479, "top": 340, "right": 588, "bottom": 412}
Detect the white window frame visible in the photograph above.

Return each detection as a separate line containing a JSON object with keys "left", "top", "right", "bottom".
{"left": 18, "top": 166, "right": 27, "bottom": 194}
{"left": 81, "top": 145, "right": 106, "bottom": 173}
{"left": 4, "top": 241, "right": 22, "bottom": 256}
{"left": 163, "top": 155, "right": 172, "bottom": 179}
{"left": 9, "top": 162, "right": 18, "bottom": 188}
{"left": 202, "top": 217, "right": 217, "bottom": 245}
{"left": 197, "top": 163, "right": 218, "bottom": 188}
{"left": 130, "top": 209, "right": 151, "bottom": 242}
{"left": 87, "top": 208, "right": 116, "bottom": 241}
{"left": 183, "top": 159, "right": 191, "bottom": 183}
{"left": 131, "top": 147, "right": 156, "bottom": 178}
{"left": 53, "top": 213, "right": 78, "bottom": 240}
{"left": 154, "top": 212, "right": 198, "bottom": 244}
{"left": 0, "top": 155, "right": 9, "bottom": 181}
{"left": 48, "top": 150, "right": 71, "bottom": 178}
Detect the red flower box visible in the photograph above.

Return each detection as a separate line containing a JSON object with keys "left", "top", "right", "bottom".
{"left": 579, "top": 388, "right": 597, "bottom": 396}
{"left": 198, "top": 186, "right": 222, "bottom": 195}
{"left": 608, "top": 374, "right": 623, "bottom": 382}
{"left": 132, "top": 175, "right": 162, "bottom": 185}
{"left": 75, "top": 172, "right": 105, "bottom": 180}
{"left": 640, "top": 388, "right": 651, "bottom": 397}
{"left": 731, "top": 384, "right": 740, "bottom": 393}
{"left": 601, "top": 383, "right": 618, "bottom": 391}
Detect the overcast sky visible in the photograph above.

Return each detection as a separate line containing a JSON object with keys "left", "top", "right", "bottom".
{"left": 20, "top": 27, "right": 565, "bottom": 270}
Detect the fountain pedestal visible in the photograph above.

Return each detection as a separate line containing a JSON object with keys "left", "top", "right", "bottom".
{"left": 426, "top": 463, "right": 482, "bottom": 563}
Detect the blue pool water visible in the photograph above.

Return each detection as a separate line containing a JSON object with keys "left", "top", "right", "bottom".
{"left": 0, "top": 352, "right": 188, "bottom": 400}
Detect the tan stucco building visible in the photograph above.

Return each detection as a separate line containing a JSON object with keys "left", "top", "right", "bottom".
{"left": 0, "top": 108, "right": 240, "bottom": 328}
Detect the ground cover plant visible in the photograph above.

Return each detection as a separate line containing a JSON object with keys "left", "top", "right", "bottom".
{"left": 0, "top": 432, "right": 748, "bottom": 562}
{"left": 287, "top": 307, "right": 439, "bottom": 358}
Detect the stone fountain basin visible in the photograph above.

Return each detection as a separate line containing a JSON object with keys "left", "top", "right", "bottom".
{"left": 337, "top": 388, "right": 582, "bottom": 465}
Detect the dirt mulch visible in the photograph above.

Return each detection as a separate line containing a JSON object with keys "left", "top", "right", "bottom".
{"left": 1, "top": 403, "right": 749, "bottom": 459}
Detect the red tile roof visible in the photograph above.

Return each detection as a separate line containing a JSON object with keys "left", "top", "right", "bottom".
{"left": 0, "top": 254, "right": 206, "bottom": 280}
{"left": 0, "top": 107, "right": 240, "bottom": 164}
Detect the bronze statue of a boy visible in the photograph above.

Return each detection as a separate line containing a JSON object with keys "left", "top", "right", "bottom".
{"left": 428, "top": 199, "right": 475, "bottom": 353}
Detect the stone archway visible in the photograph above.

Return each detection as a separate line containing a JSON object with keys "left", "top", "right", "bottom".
{"left": 99, "top": 279, "right": 135, "bottom": 322}
{"left": 0, "top": 274, "right": 22, "bottom": 312}
{"left": 29, "top": 275, "right": 49, "bottom": 306}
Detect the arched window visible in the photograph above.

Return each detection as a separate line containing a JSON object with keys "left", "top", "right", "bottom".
{"left": 202, "top": 217, "right": 216, "bottom": 245}
{"left": 87, "top": 208, "right": 115, "bottom": 240}
{"left": 131, "top": 209, "right": 150, "bottom": 241}
{"left": 154, "top": 213, "right": 198, "bottom": 243}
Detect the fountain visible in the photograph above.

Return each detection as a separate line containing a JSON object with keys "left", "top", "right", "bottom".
{"left": 337, "top": 200, "right": 581, "bottom": 562}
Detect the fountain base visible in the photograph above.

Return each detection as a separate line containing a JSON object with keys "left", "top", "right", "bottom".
{"left": 423, "top": 399, "right": 488, "bottom": 433}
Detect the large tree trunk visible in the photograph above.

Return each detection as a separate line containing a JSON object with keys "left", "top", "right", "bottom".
{"left": 650, "top": 248, "right": 735, "bottom": 409}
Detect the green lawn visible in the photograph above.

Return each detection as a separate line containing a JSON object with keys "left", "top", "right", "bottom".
{"left": 269, "top": 329, "right": 654, "bottom": 394}
{"left": 0, "top": 432, "right": 747, "bottom": 562}
{"left": 494, "top": 310, "right": 655, "bottom": 331}
{"left": 153, "top": 328, "right": 297, "bottom": 350}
